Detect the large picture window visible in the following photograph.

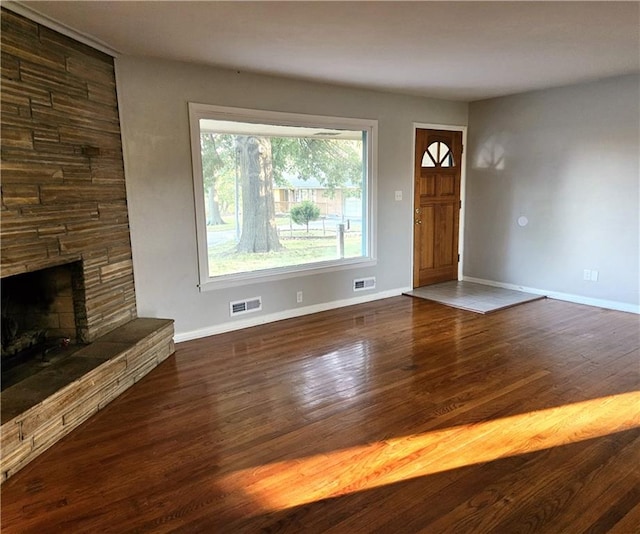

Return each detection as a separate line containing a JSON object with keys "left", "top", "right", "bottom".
{"left": 189, "top": 104, "right": 377, "bottom": 290}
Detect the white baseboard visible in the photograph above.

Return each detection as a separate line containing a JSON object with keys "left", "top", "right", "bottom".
{"left": 175, "top": 287, "right": 412, "bottom": 343}
{"left": 463, "top": 276, "right": 640, "bottom": 314}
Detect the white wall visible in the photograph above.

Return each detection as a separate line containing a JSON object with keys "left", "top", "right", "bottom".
{"left": 464, "top": 75, "right": 640, "bottom": 311}
{"left": 115, "top": 57, "right": 468, "bottom": 338}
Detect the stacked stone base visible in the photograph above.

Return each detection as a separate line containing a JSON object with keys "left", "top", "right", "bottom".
{"left": 1, "top": 318, "right": 174, "bottom": 482}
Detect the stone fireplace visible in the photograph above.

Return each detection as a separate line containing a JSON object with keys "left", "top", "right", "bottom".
{"left": 1, "top": 8, "right": 174, "bottom": 481}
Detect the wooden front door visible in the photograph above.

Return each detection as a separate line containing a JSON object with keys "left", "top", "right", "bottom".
{"left": 413, "top": 128, "right": 463, "bottom": 288}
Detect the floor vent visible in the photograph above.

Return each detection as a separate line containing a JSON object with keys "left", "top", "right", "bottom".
{"left": 353, "top": 277, "right": 376, "bottom": 291}
{"left": 230, "top": 296, "right": 262, "bottom": 316}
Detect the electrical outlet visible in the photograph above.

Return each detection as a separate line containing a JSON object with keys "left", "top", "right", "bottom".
{"left": 583, "top": 269, "right": 600, "bottom": 282}
{"left": 395, "top": 190, "right": 402, "bottom": 201}
{"left": 296, "top": 291, "right": 303, "bottom": 303}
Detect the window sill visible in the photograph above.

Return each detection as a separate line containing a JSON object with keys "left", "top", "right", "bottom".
{"left": 198, "top": 256, "right": 377, "bottom": 292}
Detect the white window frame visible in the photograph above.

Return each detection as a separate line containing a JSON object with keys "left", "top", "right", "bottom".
{"left": 188, "top": 103, "right": 378, "bottom": 291}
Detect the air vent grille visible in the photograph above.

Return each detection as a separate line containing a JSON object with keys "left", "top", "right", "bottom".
{"left": 230, "top": 297, "right": 262, "bottom": 316}
{"left": 353, "top": 277, "right": 376, "bottom": 291}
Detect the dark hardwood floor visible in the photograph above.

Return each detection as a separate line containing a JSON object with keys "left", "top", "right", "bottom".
{"left": 1, "top": 296, "right": 639, "bottom": 533}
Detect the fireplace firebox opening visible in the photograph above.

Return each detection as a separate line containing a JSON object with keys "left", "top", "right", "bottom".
{"left": 1, "top": 261, "right": 87, "bottom": 389}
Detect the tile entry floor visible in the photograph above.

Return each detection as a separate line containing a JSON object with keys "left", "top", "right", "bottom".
{"left": 404, "top": 280, "right": 545, "bottom": 314}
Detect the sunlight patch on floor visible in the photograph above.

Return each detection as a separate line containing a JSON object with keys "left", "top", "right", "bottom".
{"left": 221, "top": 391, "right": 640, "bottom": 513}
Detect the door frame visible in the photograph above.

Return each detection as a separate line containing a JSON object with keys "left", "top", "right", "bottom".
{"left": 411, "top": 123, "right": 468, "bottom": 286}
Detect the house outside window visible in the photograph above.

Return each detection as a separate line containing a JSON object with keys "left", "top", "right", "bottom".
{"left": 188, "top": 104, "right": 377, "bottom": 290}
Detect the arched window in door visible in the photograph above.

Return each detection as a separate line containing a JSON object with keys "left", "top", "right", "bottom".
{"left": 421, "top": 141, "right": 454, "bottom": 168}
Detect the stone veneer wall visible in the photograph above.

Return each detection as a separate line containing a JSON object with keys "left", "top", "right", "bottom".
{"left": 1, "top": 8, "right": 136, "bottom": 342}
{"left": 1, "top": 9, "right": 176, "bottom": 483}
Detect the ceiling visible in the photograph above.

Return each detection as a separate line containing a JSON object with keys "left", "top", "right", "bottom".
{"left": 12, "top": 1, "right": 640, "bottom": 102}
